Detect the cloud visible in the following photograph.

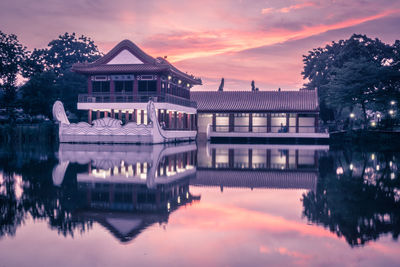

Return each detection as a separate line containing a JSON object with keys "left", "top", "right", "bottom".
{"left": 262, "top": 1, "right": 317, "bottom": 14}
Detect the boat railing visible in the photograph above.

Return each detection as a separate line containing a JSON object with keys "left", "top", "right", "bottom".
{"left": 78, "top": 93, "right": 197, "bottom": 108}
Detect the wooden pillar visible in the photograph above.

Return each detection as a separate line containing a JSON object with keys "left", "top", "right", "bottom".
{"left": 96, "top": 110, "right": 100, "bottom": 119}
{"left": 267, "top": 113, "right": 271, "bottom": 132}
{"left": 133, "top": 78, "right": 138, "bottom": 99}
{"left": 87, "top": 76, "right": 92, "bottom": 94}
{"left": 133, "top": 109, "right": 137, "bottom": 123}
{"left": 211, "top": 149, "right": 216, "bottom": 168}
{"left": 118, "top": 110, "right": 122, "bottom": 120}
{"left": 248, "top": 149, "right": 253, "bottom": 168}
{"left": 228, "top": 149, "right": 234, "bottom": 169}
{"left": 295, "top": 150, "right": 299, "bottom": 169}
{"left": 266, "top": 149, "right": 271, "bottom": 169}
{"left": 229, "top": 113, "right": 234, "bottom": 132}
{"left": 125, "top": 110, "right": 129, "bottom": 122}
{"left": 249, "top": 113, "right": 253, "bottom": 132}
{"left": 110, "top": 79, "right": 115, "bottom": 101}
{"left": 168, "top": 111, "right": 172, "bottom": 129}
{"left": 157, "top": 76, "right": 161, "bottom": 95}
{"left": 315, "top": 114, "right": 319, "bottom": 133}
{"left": 296, "top": 114, "right": 299, "bottom": 133}
{"left": 111, "top": 109, "right": 115, "bottom": 118}
{"left": 141, "top": 110, "right": 144, "bottom": 124}
{"left": 88, "top": 110, "right": 92, "bottom": 124}
{"left": 212, "top": 113, "right": 216, "bottom": 132}
{"left": 104, "top": 111, "right": 108, "bottom": 118}
{"left": 174, "top": 111, "right": 178, "bottom": 129}
{"left": 158, "top": 109, "right": 162, "bottom": 123}
{"left": 286, "top": 113, "right": 290, "bottom": 132}
{"left": 195, "top": 113, "right": 198, "bottom": 130}
{"left": 285, "top": 150, "right": 289, "bottom": 169}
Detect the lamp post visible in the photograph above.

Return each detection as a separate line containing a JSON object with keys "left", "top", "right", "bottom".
{"left": 349, "top": 113, "right": 355, "bottom": 131}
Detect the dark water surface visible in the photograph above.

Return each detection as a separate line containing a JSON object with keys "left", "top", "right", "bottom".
{"left": 0, "top": 142, "right": 399, "bottom": 266}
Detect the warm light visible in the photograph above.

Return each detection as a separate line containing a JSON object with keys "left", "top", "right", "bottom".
{"left": 371, "top": 121, "right": 376, "bottom": 127}
{"left": 376, "top": 165, "right": 380, "bottom": 171}
{"left": 178, "top": 80, "right": 182, "bottom": 84}
{"left": 371, "top": 154, "right": 375, "bottom": 160}
{"left": 389, "top": 109, "right": 394, "bottom": 115}
{"left": 350, "top": 113, "right": 355, "bottom": 118}
{"left": 377, "top": 114, "right": 381, "bottom": 118}
{"left": 187, "top": 83, "right": 190, "bottom": 87}
{"left": 336, "top": 167, "right": 344, "bottom": 175}
{"left": 186, "top": 192, "right": 189, "bottom": 199}
{"left": 168, "top": 75, "right": 172, "bottom": 80}
{"left": 177, "top": 196, "right": 181, "bottom": 204}
{"left": 391, "top": 100, "right": 396, "bottom": 105}
{"left": 167, "top": 202, "right": 171, "bottom": 210}
{"left": 349, "top": 164, "right": 354, "bottom": 170}
{"left": 391, "top": 172, "right": 396, "bottom": 179}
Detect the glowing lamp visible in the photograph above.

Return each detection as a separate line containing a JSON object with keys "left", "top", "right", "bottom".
{"left": 350, "top": 113, "right": 355, "bottom": 118}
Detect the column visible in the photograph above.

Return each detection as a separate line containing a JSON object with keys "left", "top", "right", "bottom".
{"left": 157, "top": 76, "right": 161, "bottom": 95}
{"left": 286, "top": 113, "right": 290, "bottom": 132}
{"left": 315, "top": 114, "right": 319, "bottom": 133}
{"left": 248, "top": 149, "right": 253, "bottom": 169}
{"left": 212, "top": 113, "right": 216, "bottom": 132}
{"left": 133, "top": 109, "right": 137, "bottom": 123}
{"left": 133, "top": 79, "right": 138, "bottom": 97}
{"left": 211, "top": 149, "right": 216, "bottom": 168}
{"left": 249, "top": 113, "right": 253, "bottom": 132}
{"left": 229, "top": 113, "right": 234, "bottom": 132}
{"left": 125, "top": 110, "right": 129, "bottom": 122}
{"left": 88, "top": 110, "right": 92, "bottom": 124}
{"left": 87, "top": 76, "right": 92, "bottom": 94}
{"left": 296, "top": 114, "right": 299, "bottom": 133}
{"left": 118, "top": 110, "right": 122, "bottom": 120}
{"left": 267, "top": 113, "right": 271, "bottom": 132}
{"left": 158, "top": 109, "right": 162, "bottom": 123}
{"left": 295, "top": 150, "right": 299, "bottom": 169}
{"left": 228, "top": 149, "right": 234, "bottom": 169}
{"left": 104, "top": 111, "right": 108, "bottom": 118}
{"left": 111, "top": 109, "right": 115, "bottom": 118}
{"left": 141, "top": 110, "right": 144, "bottom": 124}
{"left": 110, "top": 79, "right": 115, "bottom": 101}
{"left": 266, "top": 149, "right": 271, "bottom": 169}
{"left": 174, "top": 111, "right": 178, "bottom": 129}
{"left": 96, "top": 110, "right": 100, "bottom": 119}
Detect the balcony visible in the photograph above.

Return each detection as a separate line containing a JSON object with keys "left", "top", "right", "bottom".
{"left": 78, "top": 93, "right": 197, "bottom": 108}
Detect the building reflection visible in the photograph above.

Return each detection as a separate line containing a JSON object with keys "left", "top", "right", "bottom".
{"left": 54, "top": 143, "right": 200, "bottom": 243}
{"left": 194, "top": 144, "right": 328, "bottom": 191}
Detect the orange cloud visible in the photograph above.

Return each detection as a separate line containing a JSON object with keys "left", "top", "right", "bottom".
{"left": 171, "top": 202, "right": 339, "bottom": 239}
{"left": 280, "top": 2, "right": 317, "bottom": 13}
{"left": 144, "top": 9, "right": 399, "bottom": 63}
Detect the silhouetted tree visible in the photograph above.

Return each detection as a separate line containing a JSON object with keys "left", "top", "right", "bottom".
{"left": 302, "top": 34, "right": 400, "bottom": 126}
{"left": 0, "top": 31, "right": 27, "bottom": 106}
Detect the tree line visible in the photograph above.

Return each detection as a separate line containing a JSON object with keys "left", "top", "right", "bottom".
{"left": 0, "top": 31, "right": 102, "bottom": 122}
{"left": 302, "top": 34, "right": 400, "bottom": 130}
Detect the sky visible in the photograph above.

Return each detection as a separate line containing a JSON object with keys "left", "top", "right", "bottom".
{"left": 1, "top": 0, "right": 399, "bottom": 91}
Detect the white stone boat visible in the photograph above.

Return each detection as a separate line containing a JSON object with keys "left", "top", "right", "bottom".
{"left": 52, "top": 100, "right": 197, "bottom": 144}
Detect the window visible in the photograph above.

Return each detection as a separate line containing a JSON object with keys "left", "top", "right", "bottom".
{"left": 92, "top": 81, "right": 110, "bottom": 93}
{"left": 138, "top": 80, "right": 157, "bottom": 93}
{"left": 115, "top": 81, "right": 133, "bottom": 92}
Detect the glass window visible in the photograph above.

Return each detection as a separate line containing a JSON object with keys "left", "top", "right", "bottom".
{"left": 92, "top": 81, "right": 110, "bottom": 93}
{"left": 115, "top": 81, "right": 133, "bottom": 92}
{"left": 138, "top": 81, "right": 157, "bottom": 93}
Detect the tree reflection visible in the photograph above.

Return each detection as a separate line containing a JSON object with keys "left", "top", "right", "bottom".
{"left": 0, "top": 145, "right": 91, "bottom": 238}
{"left": 302, "top": 149, "right": 400, "bottom": 247}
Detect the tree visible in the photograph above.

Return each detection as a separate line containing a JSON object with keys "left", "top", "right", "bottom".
{"left": 20, "top": 72, "right": 57, "bottom": 118}
{"left": 218, "top": 78, "right": 224, "bottom": 91}
{"left": 21, "top": 33, "right": 102, "bottom": 118}
{"left": 23, "top": 32, "right": 102, "bottom": 78}
{"left": 302, "top": 34, "right": 398, "bottom": 126}
{"left": 0, "top": 31, "right": 27, "bottom": 106}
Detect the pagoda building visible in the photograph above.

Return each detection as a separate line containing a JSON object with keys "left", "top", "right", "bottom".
{"left": 71, "top": 40, "right": 201, "bottom": 131}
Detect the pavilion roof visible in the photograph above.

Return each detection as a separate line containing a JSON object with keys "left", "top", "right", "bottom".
{"left": 72, "top": 39, "right": 201, "bottom": 84}
{"left": 191, "top": 90, "right": 319, "bottom": 112}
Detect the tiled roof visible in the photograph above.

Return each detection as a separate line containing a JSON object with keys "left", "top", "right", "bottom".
{"left": 192, "top": 170, "right": 317, "bottom": 190}
{"left": 191, "top": 91, "right": 319, "bottom": 112}
{"left": 72, "top": 40, "right": 201, "bottom": 84}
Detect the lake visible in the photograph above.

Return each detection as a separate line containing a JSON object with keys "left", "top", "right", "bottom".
{"left": 0, "top": 141, "right": 399, "bottom": 266}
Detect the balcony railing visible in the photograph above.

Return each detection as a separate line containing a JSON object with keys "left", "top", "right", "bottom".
{"left": 78, "top": 92, "right": 197, "bottom": 108}
{"left": 211, "top": 125, "right": 328, "bottom": 133}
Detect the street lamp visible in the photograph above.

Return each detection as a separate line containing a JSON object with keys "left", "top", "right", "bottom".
{"left": 350, "top": 113, "right": 355, "bottom": 118}
{"left": 391, "top": 100, "right": 396, "bottom": 105}
{"left": 389, "top": 109, "right": 395, "bottom": 116}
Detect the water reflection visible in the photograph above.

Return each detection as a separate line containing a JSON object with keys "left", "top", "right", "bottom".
{"left": 1, "top": 142, "right": 400, "bottom": 250}
{"left": 302, "top": 149, "right": 400, "bottom": 247}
